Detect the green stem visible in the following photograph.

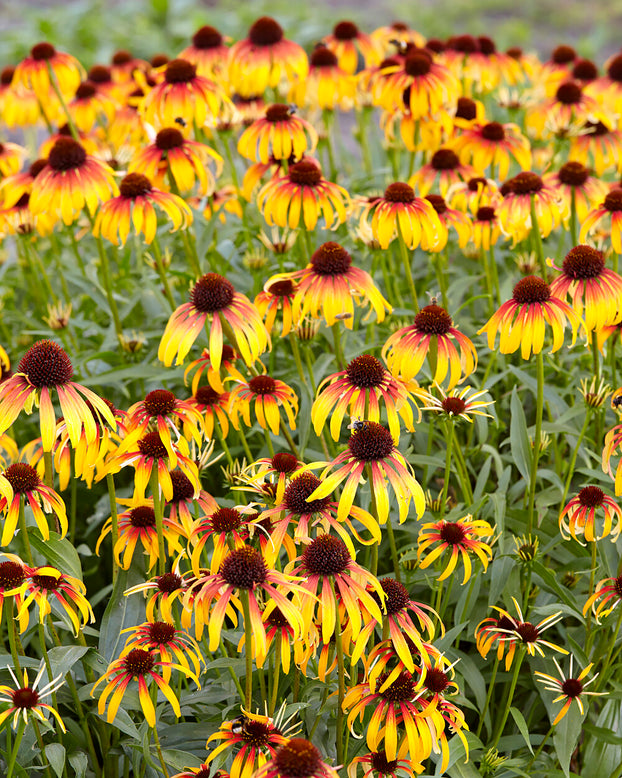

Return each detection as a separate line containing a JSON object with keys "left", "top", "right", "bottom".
{"left": 278, "top": 420, "right": 300, "bottom": 459}
{"left": 269, "top": 637, "right": 281, "bottom": 716}
{"left": 6, "top": 718, "right": 26, "bottom": 778}
{"left": 264, "top": 426, "right": 275, "bottom": 458}
{"left": 43, "top": 450, "right": 54, "bottom": 490}
{"left": 356, "top": 107, "right": 373, "bottom": 176}
{"left": 18, "top": 496, "right": 34, "bottom": 567}
{"left": 240, "top": 590, "right": 253, "bottom": 709}
{"left": 596, "top": 606, "right": 622, "bottom": 688}
{"left": 489, "top": 244, "right": 501, "bottom": 308}
{"left": 106, "top": 473, "right": 120, "bottom": 585}
{"left": 530, "top": 197, "right": 547, "bottom": 280}
{"left": 527, "top": 721, "right": 556, "bottom": 769}
{"left": 330, "top": 578, "right": 346, "bottom": 765}
{"left": 559, "top": 411, "right": 591, "bottom": 512}
{"left": 152, "top": 725, "right": 170, "bottom": 778}
{"left": 151, "top": 238, "right": 176, "bottom": 311}
{"left": 149, "top": 465, "right": 167, "bottom": 577}
{"left": 332, "top": 323, "right": 345, "bottom": 370}
{"left": 527, "top": 352, "right": 544, "bottom": 535}
{"left": 396, "top": 224, "right": 419, "bottom": 312}
{"left": 570, "top": 188, "right": 578, "bottom": 247}
{"left": 592, "top": 330, "right": 602, "bottom": 447}
{"left": 491, "top": 649, "right": 525, "bottom": 748}
{"left": 586, "top": 540, "right": 598, "bottom": 654}
{"left": 237, "top": 426, "right": 254, "bottom": 463}
{"left": 440, "top": 421, "right": 454, "bottom": 519}
{"left": 46, "top": 64, "right": 79, "bottom": 140}
{"left": 94, "top": 233, "right": 123, "bottom": 341}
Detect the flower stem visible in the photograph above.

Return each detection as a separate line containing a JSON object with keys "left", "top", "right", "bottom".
{"left": 18, "top": 496, "right": 34, "bottom": 566}
{"left": 596, "top": 606, "right": 622, "bottom": 689}
{"left": 527, "top": 721, "right": 556, "bottom": 769}
{"left": 330, "top": 577, "right": 346, "bottom": 765}
{"left": 396, "top": 224, "right": 419, "bottom": 312}
{"left": 94, "top": 233, "right": 123, "bottom": 341}
{"left": 269, "top": 636, "right": 281, "bottom": 717}
{"left": 586, "top": 540, "right": 599, "bottom": 654}
{"left": 6, "top": 718, "right": 26, "bottom": 778}
{"left": 332, "top": 323, "right": 345, "bottom": 370}
{"left": 149, "top": 465, "right": 167, "bottom": 577}
{"left": 440, "top": 421, "right": 454, "bottom": 519}
{"left": 527, "top": 351, "right": 544, "bottom": 535}
{"left": 570, "top": 188, "right": 578, "bottom": 247}
{"left": 106, "top": 473, "right": 120, "bottom": 584}
{"left": 152, "top": 725, "right": 170, "bottom": 778}
{"left": 240, "top": 589, "right": 254, "bottom": 709}
{"left": 151, "top": 238, "right": 176, "bottom": 311}
{"left": 278, "top": 419, "right": 300, "bottom": 459}
{"left": 530, "top": 197, "right": 547, "bottom": 280}
{"left": 559, "top": 411, "right": 591, "bottom": 513}
{"left": 491, "top": 648, "right": 525, "bottom": 748}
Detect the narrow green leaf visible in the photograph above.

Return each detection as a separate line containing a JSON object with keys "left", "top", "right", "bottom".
{"left": 510, "top": 386, "right": 532, "bottom": 482}
{"left": 510, "top": 706, "right": 534, "bottom": 754}
{"left": 29, "top": 530, "right": 83, "bottom": 581}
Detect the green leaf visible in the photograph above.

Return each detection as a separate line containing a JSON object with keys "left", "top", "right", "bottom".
{"left": 553, "top": 700, "right": 584, "bottom": 778}
{"left": 98, "top": 565, "right": 145, "bottom": 662}
{"left": 45, "top": 744, "right": 65, "bottom": 778}
{"left": 510, "top": 706, "right": 534, "bottom": 754}
{"left": 68, "top": 752, "right": 88, "bottom": 778}
{"left": 29, "top": 530, "right": 83, "bottom": 581}
{"left": 531, "top": 561, "right": 582, "bottom": 616}
{"left": 48, "top": 646, "right": 88, "bottom": 680}
{"left": 510, "top": 386, "right": 532, "bottom": 483}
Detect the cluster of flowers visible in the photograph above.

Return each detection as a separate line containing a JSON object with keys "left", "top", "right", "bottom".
{"left": 1, "top": 12, "right": 622, "bottom": 778}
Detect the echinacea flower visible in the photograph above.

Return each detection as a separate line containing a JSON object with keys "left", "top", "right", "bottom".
{"left": 0, "top": 555, "right": 29, "bottom": 631}
{"left": 258, "top": 470, "right": 380, "bottom": 562}
{"left": 383, "top": 304, "right": 477, "bottom": 389}
{"left": 0, "top": 340, "right": 116, "bottom": 452}
{"left": 178, "top": 25, "right": 230, "bottom": 80}
{"left": 560, "top": 485, "right": 622, "bottom": 543}
{"left": 207, "top": 710, "right": 290, "bottom": 778}
{"left": 120, "top": 620, "right": 203, "bottom": 682}
{"left": 417, "top": 515, "right": 494, "bottom": 584}
{"left": 238, "top": 104, "right": 318, "bottom": 164}
{"left": 351, "top": 578, "right": 438, "bottom": 672}
{"left": 187, "top": 386, "right": 231, "bottom": 440}
{"left": 129, "top": 126, "right": 223, "bottom": 195}
{"left": 12, "top": 42, "right": 83, "bottom": 98}
{"left": 343, "top": 670, "right": 449, "bottom": 765}
{"left": 308, "top": 421, "right": 425, "bottom": 525}
{"left": 158, "top": 273, "right": 270, "bottom": 370}
{"left": 141, "top": 58, "right": 230, "bottom": 128}
{"left": 475, "top": 597, "right": 568, "bottom": 669}
{"left": 0, "top": 462, "right": 66, "bottom": 546}
{"left": 96, "top": 502, "right": 185, "bottom": 570}
{"left": 497, "top": 171, "right": 565, "bottom": 245}
{"left": 478, "top": 275, "right": 579, "bottom": 359}
{"left": 323, "top": 20, "right": 380, "bottom": 74}
{"left": 189, "top": 505, "right": 252, "bottom": 573}
{"left": 92, "top": 647, "right": 199, "bottom": 727}
{"left": 420, "top": 194, "right": 472, "bottom": 252}
{"left": 67, "top": 79, "right": 117, "bottom": 132}
{"left": 544, "top": 162, "right": 609, "bottom": 224}
{"left": 257, "top": 158, "right": 350, "bottom": 231}
{"left": 0, "top": 66, "right": 40, "bottom": 128}
{"left": 255, "top": 276, "right": 298, "bottom": 337}
{"left": 101, "top": 431, "right": 200, "bottom": 504}
{"left": 125, "top": 569, "right": 188, "bottom": 624}
{"left": 228, "top": 374, "right": 298, "bottom": 436}
{"left": 312, "top": 354, "right": 418, "bottom": 442}
{"left": 583, "top": 573, "right": 622, "bottom": 620}
{"left": 288, "top": 241, "right": 391, "bottom": 329}
{"left": 409, "top": 148, "right": 475, "bottom": 198}
{"left": 535, "top": 657, "right": 603, "bottom": 724}
{"left": 19, "top": 564, "right": 94, "bottom": 636}
{"left": 414, "top": 384, "right": 495, "bottom": 422}
{"left": 183, "top": 546, "right": 306, "bottom": 660}
{"left": 290, "top": 45, "right": 356, "bottom": 111}
{"left": 0, "top": 141, "right": 27, "bottom": 178}
{"left": 470, "top": 205, "right": 504, "bottom": 250}
{"left": 93, "top": 172, "right": 193, "bottom": 246}
{"left": 0, "top": 664, "right": 65, "bottom": 732}
{"left": 358, "top": 182, "right": 442, "bottom": 250}
{"left": 228, "top": 17, "right": 308, "bottom": 98}
{"left": 580, "top": 187, "right": 622, "bottom": 254}
{"left": 288, "top": 534, "right": 384, "bottom": 644}
{"left": 569, "top": 120, "right": 622, "bottom": 177}
{"left": 526, "top": 80, "right": 609, "bottom": 140}
{"left": 184, "top": 345, "right": 245, "bottom": 395}
{"left": 348, "top": 749, "right": 423, "bottom": 778}
{"left": 29, "top": 137, "right": 118, "bottom": 226}
{"left": 253, "top": 739, "right": 339, "bottom": 778}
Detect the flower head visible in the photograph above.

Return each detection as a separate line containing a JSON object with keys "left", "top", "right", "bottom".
{"left": 417, "top": 515, "right": 494, "bottom": 584}
{"left": 158, "top": 273, "right": 270, "bottom": 369}
{"left": 383, "top": 305, "right": 477, "bottom": 389}
{"left": 560, "top": 485, "right": 622, "bottom": 543}
{"left": 253, "top": 738, "right": 339, "bottom": 778}
{"left": 535, "top": 657, "right": 603, "bottom": 724}
{"left": 478, "top": 275, "right": 579, "bottom": 359}
{"left": 0, "top": 664, "right": 65, "bottom": 732}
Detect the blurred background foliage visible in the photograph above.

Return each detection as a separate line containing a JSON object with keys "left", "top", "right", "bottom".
{"left": 0, "top": 0, "right": 620, "bottom": 68}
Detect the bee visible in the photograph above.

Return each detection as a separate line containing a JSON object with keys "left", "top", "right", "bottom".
{"left": 174, "top": 116, "right": 187, "bottom": 128}
{"left": 612, "top": 387, "right": 622, "bottom": 411}
{"left": 347, "top": 417, "right": 367, "bottom": 433}
{"left": 334, "top": 312, "right": 353, "bottom": 321}
{"left": 230, "top": 714, "right": 250, "bottom": 734}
